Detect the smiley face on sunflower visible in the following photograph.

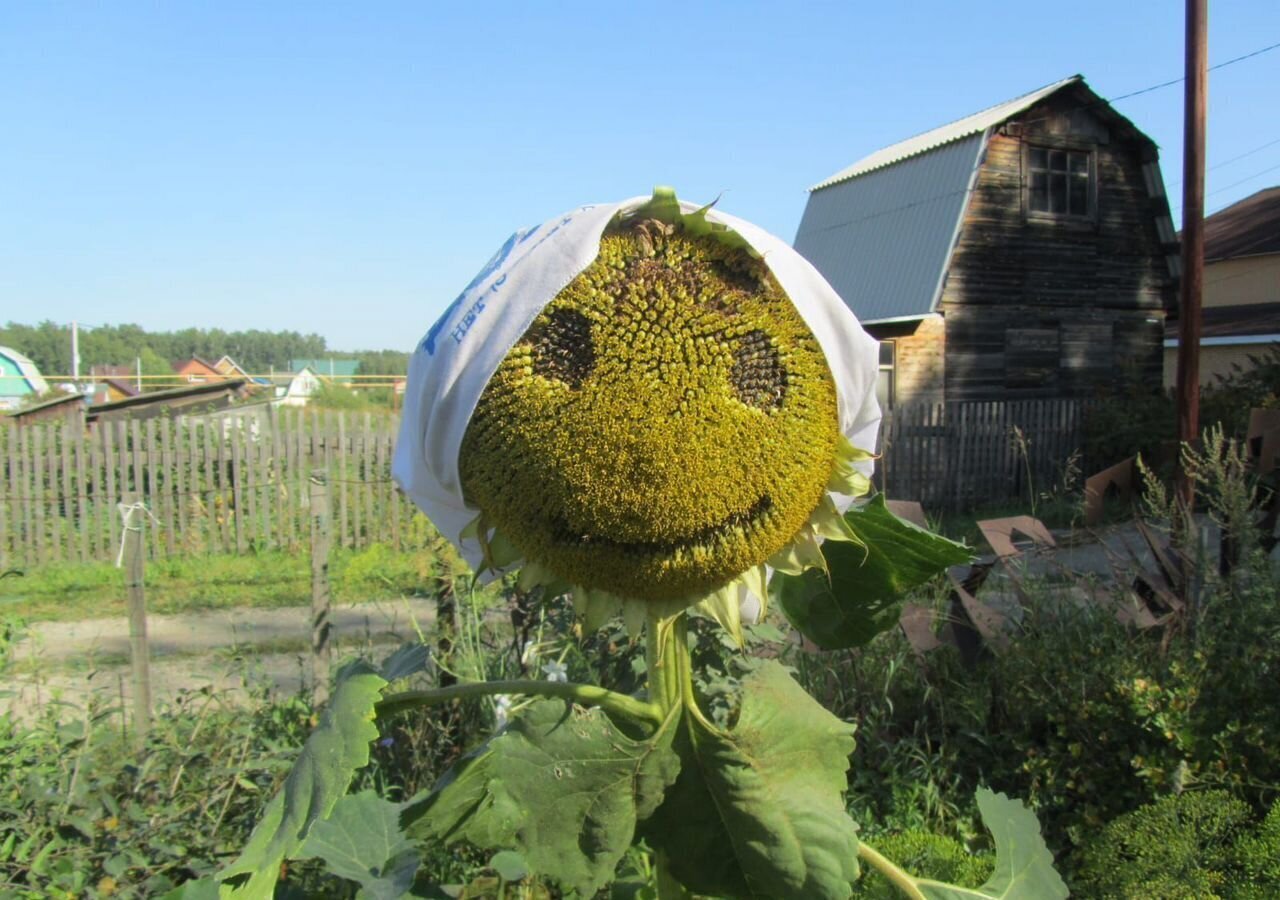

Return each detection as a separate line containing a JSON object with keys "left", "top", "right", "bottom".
{"left": 395, "top": 189, "right": 880, "bottom": 638}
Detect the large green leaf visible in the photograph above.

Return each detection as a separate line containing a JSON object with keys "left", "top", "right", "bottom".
{"left": 913, "top": 789, "right": 1067, "bottom": 900}
{"left": 216, "top": 662, "right": 388, "bottom": 899}
{"left": 644, "top": 661, "right": 860, "bottom": 900}
{"left": 405, "top": 701, "right": 681, "bottom": 898}
{"left": 402, "top": 743, "right": 522, "bottom": 849}
{"left": 773, "top": 495, "right": 971, "bottom": 650}
{"left": 300, "top": 790, "right": 419, "bottom": 900}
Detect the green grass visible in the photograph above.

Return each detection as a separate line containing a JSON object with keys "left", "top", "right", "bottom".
{"left": 0, "top": 540, "right": 458, "bottom": 623}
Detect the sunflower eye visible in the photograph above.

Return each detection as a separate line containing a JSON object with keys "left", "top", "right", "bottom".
{"left": 730, "top": 329, "right": 787, "bottom": 409}
{"left": 530, "top": 308, "right": 595, "bottom": 388}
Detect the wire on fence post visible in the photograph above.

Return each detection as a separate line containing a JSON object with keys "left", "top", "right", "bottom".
{"left": 118, "top": 494, "right": 152, "bottom": 753}
{"left": 309, "top": 469, "right": 332, "bottom": 705}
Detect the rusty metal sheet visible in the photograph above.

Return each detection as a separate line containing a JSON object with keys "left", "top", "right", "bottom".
{"left": 899, "top": 603, "right": 942, "bottom": 655}
{"left": 1247, "top": 408, "right": 1280, "bottom": 476}
{"left": 885, "top": 499, "right": 928, "bottom": 529}
{"left": 976, "top": 515, "right": 1056, "bottom": 558}
{"left": 1084, "top": 457, "right": 1136, "bottom": 526}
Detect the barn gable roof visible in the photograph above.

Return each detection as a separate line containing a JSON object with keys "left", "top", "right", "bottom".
{"left": 794, "top": 75, "right": 1175, "bottom": 325}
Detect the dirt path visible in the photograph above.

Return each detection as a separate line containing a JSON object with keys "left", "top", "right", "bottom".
{"left": 3, "top": 598, "right": 438, "bottom": 720}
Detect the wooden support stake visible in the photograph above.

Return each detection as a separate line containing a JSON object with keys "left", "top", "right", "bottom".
{"left": 121, "top": 492, "right": 152, "bottom": 752}
{"left": 309, "top": 469, "right": 332, "bottom": 705}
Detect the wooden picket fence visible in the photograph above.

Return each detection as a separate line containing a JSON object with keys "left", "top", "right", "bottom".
{"left": 877, "top": 398, "right": 1087, "bottom": 510}
{"left": 1, "top": 397, "right": 1089, "bottom": 567}
{"left": 0, "top": 406, "right": 426, "bottom": 569}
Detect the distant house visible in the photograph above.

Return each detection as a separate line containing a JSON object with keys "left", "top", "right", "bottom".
{"left": 289, "top": 358, "right": 359, "bottom": 385}
{"left": 278, "top": 366, "right": 321, "bottom": 406}
{"left": 1164, "top": 186, "right": 1280, "bottom": 387}
{"left": 91, "top": 377, "right": 140, "bottom": 404}
{"left": 214, "top": 355, "right": 250, "bottom": 378}
{"left": 794, "top": 74, "right": 1178, "bottom": 407}
{"left": 173, "top": 356, "right": 226, "bottom": 384}
{"left": 0, "top": 346, "right": 51, "bottom": 411}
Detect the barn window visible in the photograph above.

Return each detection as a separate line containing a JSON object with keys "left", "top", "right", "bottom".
{"left": 877, "top": 340, "right": 895, "bottom": 410}
{"left": 1027, "top": 147, "right": 1092, "bottom": 217}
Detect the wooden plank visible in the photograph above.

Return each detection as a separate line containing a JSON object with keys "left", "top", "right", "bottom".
{"left": 188, "top": 421, "right": 203, "bottom": 553}
{"left": 32, "top": 426, "right": 46, "bottom": 565}
{"left": 290, "top": 407, "right": 304, "bottom": 550}
{"left": 173, "top": 419, "right": 187, "bottom": 552}
{"left": 206, "top": 419, "right": 224, "bottom": 553}
{"left": 336, "top": 412, "right": 349, "bottom": 549}
{"left": 269, "top": 405, "right": 283, "bottom": 550}
{"left": 231, "top": 417, "right": 245, "bottom": 554}
{"left": 351, "top": 415, "right": 363, "bottom": 549}
{"left": 140, "top": 420, "right": 155, "bottom": 558}
{"left": 1, "top": 429, "right": 12, "bottom": 563}
{"left": 74, "top": 422, "right": 89, "bottom": 562}
{"left": 244, "top": 415, "right": 259, "bottom": 550}
{"left": 0, "top": 430, "right": 11, "bottom": 563}
{"left": 128, "top": 420, "right": 144, "bottom": 555}
{"left": 58, "top": 422, "right": 74, "bottom": 562}
{"left": 374, "top": 421, "right": 388, "bottom": 546}
{"left": 159, "top": 418, "right": 176, "bottom": 556}
{"left": 103, "top": 422, "right": 119, "bottom": 559}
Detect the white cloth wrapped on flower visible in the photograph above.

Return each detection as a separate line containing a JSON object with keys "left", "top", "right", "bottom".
{"left": 392, "top": 194, "right": 882, "bottom": 580}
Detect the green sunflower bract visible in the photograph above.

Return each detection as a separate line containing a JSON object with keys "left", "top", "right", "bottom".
{"left": 459, "top": 217, "right": 840, "bottom": 603}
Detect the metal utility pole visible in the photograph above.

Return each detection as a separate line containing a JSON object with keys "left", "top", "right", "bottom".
{"left": 71, "top": 320, "right": 81, "bottom": 387}
{"left": 1174, "top": 0, "right": 1208, "bottom": 514}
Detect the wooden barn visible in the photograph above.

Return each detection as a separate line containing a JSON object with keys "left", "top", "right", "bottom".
{"left": 795, "top": 74, "right": 1179, "bottom": 408}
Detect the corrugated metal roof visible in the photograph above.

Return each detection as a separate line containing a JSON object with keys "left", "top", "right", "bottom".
{"left": 0, "top": 346, "right": 50, "bottom": 397}
{"left": 811, "top": 75, "right": 1081, "bottom": 190}
{"left": 1201, "top": 186, "right": 1280, "bottom": 260}
{"left": 794, "top": 134, "right": 985, "bottom": 323}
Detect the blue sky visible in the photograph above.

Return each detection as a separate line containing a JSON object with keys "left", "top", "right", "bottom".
{"left": 2, "top": 2, "right": 1277, "bottom": 352}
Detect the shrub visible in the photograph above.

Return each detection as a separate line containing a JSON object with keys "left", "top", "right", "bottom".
{"left": 853, "top": 829, "right": 992, "bottom": 898}
{"left": 1073, "top": 790, "right": 1280, "bottom": 899}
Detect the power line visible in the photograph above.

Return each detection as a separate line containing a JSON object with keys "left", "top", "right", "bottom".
{"left": 805, "top": 40, "right": 1280, "bottom": 240}
{"left": 1173, "top": 160, "right": 1280, "bottom": 214}
{"left": 1168, "top": 137, "right": 1280, "bottom": 188}
{"left": 1108, "top": 40, "right": 1280, "bottom": 104}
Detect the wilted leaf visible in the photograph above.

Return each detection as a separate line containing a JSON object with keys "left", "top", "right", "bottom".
{"left": 644, "top": 661, "right": 860, "bottom": 900}
{"left": 379, "top": 643, "right": 432, "bottom": 682}
{"left": 300, "top": 791, "right": 418, "bottom": 900}
{"left": 913, "top": 788, "right": 1067, "bottom": 900}
{"left": 216, "top": 662, "right": 388, "bottom": 899}
{"left": 773, "top": 494, "right": 971, "bottom": 650}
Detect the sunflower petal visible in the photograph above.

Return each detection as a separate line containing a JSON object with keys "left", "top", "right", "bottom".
{"left": 621, "top": 596, "right": 648, "bottom": 637}
{"left": 517, "top": 559, "right": 554, "bottom": 592}
{"left": 811, "top": 494, "right": 858, "bottom": 543}
{"left": 694, "top": 583, "right": 745, "bottom": 648}
{"left": 486, "top": 529, "right": 522, "bottom": 569}
{"left": 583, "top": 589, "right": 623, "bottom": 633}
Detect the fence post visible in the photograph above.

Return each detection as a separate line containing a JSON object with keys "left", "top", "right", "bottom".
{"left": 309, "top": 469, "right": 332, "bottom": 705}
{"left": 121, "top": 492, "right": 151, "bottom": 752}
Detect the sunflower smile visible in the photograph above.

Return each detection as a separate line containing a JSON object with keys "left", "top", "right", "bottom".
{"left": 550, "top": 494, "right": 774, "bottom": 555}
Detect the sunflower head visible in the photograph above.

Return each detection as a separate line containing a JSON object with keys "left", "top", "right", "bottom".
{"left": 458, "top": 202, "right": 842, "bottom": 605}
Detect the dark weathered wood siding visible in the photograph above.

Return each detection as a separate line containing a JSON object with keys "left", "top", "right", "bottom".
{"left": 939, "top": 90, "right": 1174, "bottom": 402}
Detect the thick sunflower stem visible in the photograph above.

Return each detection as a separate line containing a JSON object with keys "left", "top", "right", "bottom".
{"left": 645, "top": 610, "right": 689, "bottom": 716}
{"left": 646, "top": 610, "right": 695, "bottom": 900}
{"left": 375, "top": 679, "right": 661, "bottom": 726}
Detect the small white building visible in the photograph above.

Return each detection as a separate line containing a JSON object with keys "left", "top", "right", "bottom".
{"left": 279, "top": 365, "right": 321, "bottom": 407}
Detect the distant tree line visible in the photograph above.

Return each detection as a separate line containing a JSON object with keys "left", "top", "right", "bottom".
{"left": 0, "top": 321, "right": 410, "bottom": 377}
